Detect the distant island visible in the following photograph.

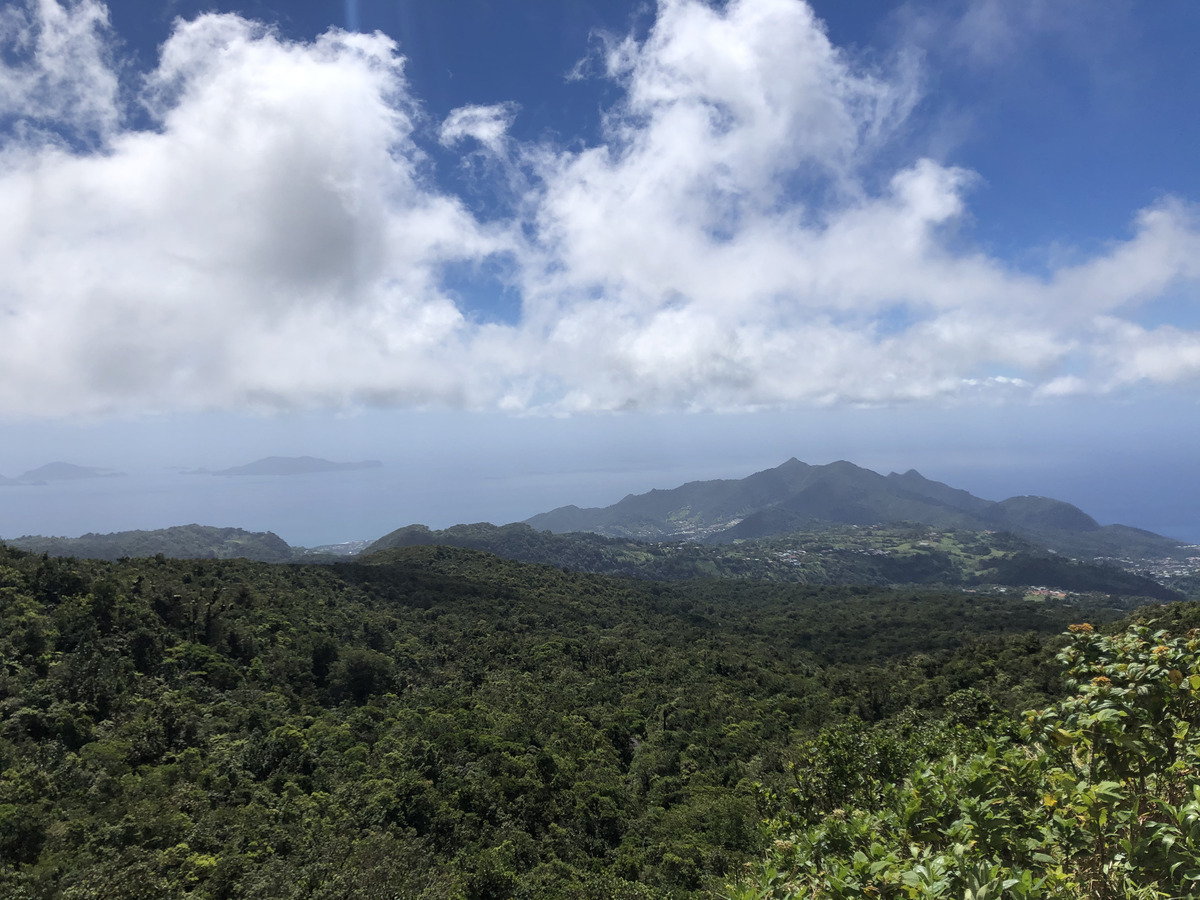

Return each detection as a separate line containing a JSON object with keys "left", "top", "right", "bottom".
{"left": 0, "top": 462, "right": 126, "bottom": 484}
{"left": 189, "top": 456, "right": 383, "bottom": 477}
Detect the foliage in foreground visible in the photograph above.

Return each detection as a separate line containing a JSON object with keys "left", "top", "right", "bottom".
{"left": 728, "top": 622, "right": 1200, "bottom": 899}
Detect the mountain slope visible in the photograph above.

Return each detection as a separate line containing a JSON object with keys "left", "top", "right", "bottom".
{"left": 364, "top": 522, "right": 1181, "bottom": 602}
{"left": 3, "top": 524, "right": 295, "bottom": 562}
{"left": 525, "top": 458, "right": 1187, "bottom": 561}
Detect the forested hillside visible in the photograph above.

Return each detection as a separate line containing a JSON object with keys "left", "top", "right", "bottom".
{"left": 525, "top": 459, "right": 1189, "bottom": 562}
{"left": 10, "top": 519, "right": 1188, "bottom": 606}
{"left": 0, "top": 543, "right": 1142, "bottom": 897}
{"left": 5, "top": 525, "right": 295, "bottom": 563}
{"left": 366, "top": 522, "right": 1181, "bottom": 602}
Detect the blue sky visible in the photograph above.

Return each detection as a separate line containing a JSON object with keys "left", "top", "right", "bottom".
{"left": 1, "top": 0, "right": 1199, "bottom": 545}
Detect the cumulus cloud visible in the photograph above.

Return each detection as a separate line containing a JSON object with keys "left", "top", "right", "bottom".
{"left": 507, "top": 0, "right": 1200, "bottom": 410}
{"left": 440, "top": 103, "right": 518, "bottom": 153}
{"left": 0, "top": 0, "right": 119, "bottom": 143}
{"left": 0, "top": 4, "right": 505, "bottom": 416}
{"left": 0, "top": 0, "right": 1198, "bottom": 419}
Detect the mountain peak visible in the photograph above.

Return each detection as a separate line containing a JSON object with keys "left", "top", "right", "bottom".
{"left": 523, "top": 458, "right": 1181, "bottom": 558}
{"left": 995, "top": 496, "right": 1100, "bottom": 533}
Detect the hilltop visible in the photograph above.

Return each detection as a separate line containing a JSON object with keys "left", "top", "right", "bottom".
{"left": 364, "top": 521, "right": 1182, "bottom": 603}
{"left": 3, "top": 524, "right": 294, "bottom": 563}
{"left": 525, "top": 458, "right": 1188, "bottom": 561}
{"left": 6, "top": 518, "right": 1181, "bottom": 602}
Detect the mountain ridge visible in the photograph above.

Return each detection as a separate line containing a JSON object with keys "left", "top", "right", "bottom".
{"left": 3, "top": 524, "right": 294, "bottom": 562}
{"left": 362, "top": 520, "right": 1181, "bottom": 602}
{"left": 525, "top": 458, "right": 1186, "bottom": 560}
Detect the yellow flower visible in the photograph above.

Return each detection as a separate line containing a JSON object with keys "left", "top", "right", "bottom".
{"left": 1068, "top": 623, "right": 1094, "bottom": 634}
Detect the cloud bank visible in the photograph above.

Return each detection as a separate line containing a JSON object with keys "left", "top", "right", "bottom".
{"left": 1, "top": 0, "right": 1198, "bottom": 418}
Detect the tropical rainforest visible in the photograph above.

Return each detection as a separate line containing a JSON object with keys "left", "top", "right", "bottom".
{"left": 8, "top": 521, "right": 1184, "bottom": 603}
{"left": 2, "top": 537, "right": 1197, "bottom": 897}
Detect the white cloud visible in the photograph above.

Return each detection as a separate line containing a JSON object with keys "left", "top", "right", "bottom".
{"left": 502, "top": 0, "right": 1200, "bottom": 411}
{"left": 0, "top": 5, "right": 506, "bottom": 417}
{"left": 1090, "top": 319, "right": 1200, "bottom": 389}
{"left": 0, "top": 0, "right": 119, "bottom": 143}
{"left": 1047, "top": 201, "right": 1200, "bottom": 315}
{"left": 440, "top": 103, "right": 518, "bottom": 153}
{"left": 0, "top": 0, "right": 1198, "bottom": 419}
{"left": 896, "top": 0, "right": 1134, "bottom": 82}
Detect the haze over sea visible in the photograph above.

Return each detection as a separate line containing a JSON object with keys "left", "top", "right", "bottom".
{"left": 3, "top": 403, "right": 1197, "bottom": 548}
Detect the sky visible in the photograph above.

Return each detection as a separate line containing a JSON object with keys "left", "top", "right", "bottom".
{"left": 1, "top": 0, "right": 1199, "bottom": 546}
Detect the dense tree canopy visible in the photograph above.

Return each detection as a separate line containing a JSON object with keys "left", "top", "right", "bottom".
{"left": 0, "top": 543, "right": 1177, "bottom": 897}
